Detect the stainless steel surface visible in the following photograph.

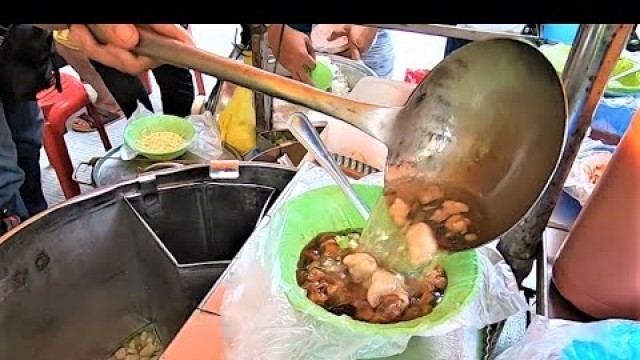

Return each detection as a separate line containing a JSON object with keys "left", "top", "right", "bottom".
{"left": 127, "top": 182, "right": 275, "bottom": 266}
{"left": 288, "top": 113, "right": 371, "bottom": 219}
{"left": 366, "top": 24, "right": 541, "bottom": 43}
{"left": 324, "top": 54, "right": 378, "bottom": 89}
{"left": 257, "top": 27, "right": 274, "bottom": 131}
{"left": 497, "top": 24, "right": 634, "bottom": 283}
{"left": 256, "top": 126, "right": 326, "bottom": 151}
{"left": 382, "top": 38, "right": 566, "bottom": 249}
{"left": 534, "top": 192, "right": 583, "bottom": 319}
{"left": 211, "top": 80, "right": 238, "bottom": 120}
{"left": 269, "top": 54, "right": 377, "bottom": 128}
{"left": 114, "top": 28, "right": 567, "bottom": 251}
{"left": 80, "top": 144, "right": 241, "bottom": 188}
{"left": 204, "top": 46, "right": 244, "bottom": 114}
{"left": 0, "top": 163, "right": 296, "bottom": 360}
{"left": 548, "top": 191, "right": 582, "bottom": 231}
{"left": 249, "top": 140, "right": 381, "bottom": 179}
{"left": 251, "top": 24, "right": 272, "bottom": 131}
{"left": 537, "top": 228, "right": 594, "bottom": 322}
{"left": 0, "top": 199, "right": 192, "bottom": 360}
{"left": 250, "top": 142, "right": 306, "bottom": 168}
{"left": 126, "top": 181, "right": 276, "bottom": 303}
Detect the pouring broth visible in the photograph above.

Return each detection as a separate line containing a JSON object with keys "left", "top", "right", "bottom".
{"left": 359, "top": 178, "right": 488, "bottom": 275}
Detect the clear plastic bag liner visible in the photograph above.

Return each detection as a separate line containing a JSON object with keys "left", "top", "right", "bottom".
{"left": 120, "top": 102, "right": 223, "bottom": 161}
{"left": 221, "top": 164, "right": 527, "bottom": 360}
{"left": 563, "top": 137, "right": 616, "bottom": 206}
{"left": 495, "top": 316, "right": 640, "bottom": 360}
{"left": 188, "top": 110, "right": 223, "bottom": 160}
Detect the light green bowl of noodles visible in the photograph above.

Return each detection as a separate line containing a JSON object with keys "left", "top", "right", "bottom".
{"left": 124, "top": 114, "right": 196, "bottom": 161}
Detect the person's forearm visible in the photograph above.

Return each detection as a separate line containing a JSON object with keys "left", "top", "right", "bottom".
{"left": 266, "top": 24, "right": 285, "bottom": 51}
{"left": 349, "top": 26, "right": 378, "bottom": 53}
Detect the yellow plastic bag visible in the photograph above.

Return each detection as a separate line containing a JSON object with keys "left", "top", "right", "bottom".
{"left": 218, "top": 52, "right": 257, "bottom": 155}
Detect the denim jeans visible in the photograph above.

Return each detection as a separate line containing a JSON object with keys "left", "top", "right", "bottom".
{"left": 0, "top": 99, "right": 47, "bottom": 219}
{"left": 361, "top": 29, "right": 395, "bottom": 79}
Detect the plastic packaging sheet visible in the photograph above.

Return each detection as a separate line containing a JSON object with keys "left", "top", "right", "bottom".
{"left": 593, "top": 96, "right": 640, "bottom": 138}
{"left": 119, "top": 102, "right": 223, "bottom": 161}
{"left": 563, "top": 137, "right": 616, "bottom": 206}
{"left": 495, "top": 316, "right": 640, "bottom": 360}
{"left": 221, "top": 164, "right": 528, "bottom": 360}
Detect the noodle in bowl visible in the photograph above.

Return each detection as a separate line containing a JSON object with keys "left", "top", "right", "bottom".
{"left": 124, "top": 114, "right": 197, "bottom": 161}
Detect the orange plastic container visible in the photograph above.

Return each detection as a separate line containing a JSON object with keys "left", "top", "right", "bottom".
{"left": 553, "top": 110, "right": 640, "bottom": 320}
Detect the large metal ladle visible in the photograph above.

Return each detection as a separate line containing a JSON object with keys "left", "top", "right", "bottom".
{"left": 94, "top": 26, "right": 567, "bottom": 250}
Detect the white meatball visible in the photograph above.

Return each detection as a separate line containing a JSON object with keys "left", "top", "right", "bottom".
{"left": 366, "top": 269, "right": 409, "bottom": 308}
{"left": 405, "top": 222, "right": 438, "bottom": 267}
{"left": 343, "top": 253, "right": 378, "bottom": 283}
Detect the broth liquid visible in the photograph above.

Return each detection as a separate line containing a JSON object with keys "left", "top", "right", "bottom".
{"left": 359, "top": 178, "right": 488, "bottom": 276}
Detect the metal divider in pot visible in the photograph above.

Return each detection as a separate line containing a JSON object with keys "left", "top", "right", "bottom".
{"left": 124, "top": 181, "right": 277, "bottom": 306}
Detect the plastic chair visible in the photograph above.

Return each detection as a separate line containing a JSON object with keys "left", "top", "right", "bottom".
{"left": 37, "top": 73, "right": 112, "bottom": 199}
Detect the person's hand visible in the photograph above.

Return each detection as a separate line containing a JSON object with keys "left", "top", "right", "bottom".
{"left": 267, "top": 25, "right": 316, "bottom": 85}
{"left": 327, "top": 25, "right": 360, "bottom": 60}
{"left": 327, "top": 25, "right": 378, "bottom": 61}
{"left": 65, "top": 24, "right": 194, "bottom": 75}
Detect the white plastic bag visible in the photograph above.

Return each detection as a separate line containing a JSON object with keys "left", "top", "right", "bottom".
{"left": 221, "top": 164, "right": 528, "bottom": 360}
{"left": 563, "top": 138, "right": 616, "bottom": 205}
{"left": 188, "top": 110, "right": 223, "bottom": 160}
{"left": 495, "top": 316, "right": 640, "bottom": 360}
{"left": 119, "top": 102, "right": 223, "bottom": 161}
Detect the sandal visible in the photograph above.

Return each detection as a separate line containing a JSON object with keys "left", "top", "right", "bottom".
{"left": 71, "top": 109, "right": 123, "bottom": 133}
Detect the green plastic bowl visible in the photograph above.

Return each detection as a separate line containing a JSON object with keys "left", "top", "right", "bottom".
{"left": 276, "top": 184, "right": 480, "bottom": 336}
{"left": 310, "top": 61, "right": 333, "bottom": 90}
{"left": 123, "top": 114, "right": 196, "bottom": 161}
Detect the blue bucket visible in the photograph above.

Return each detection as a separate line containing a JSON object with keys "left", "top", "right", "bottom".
{"left": 543, "top": 24, "right": 580, "bottom": 45}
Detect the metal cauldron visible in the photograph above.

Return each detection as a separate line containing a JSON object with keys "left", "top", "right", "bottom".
{"left": 0, "top": 163, "right": 295, "bottom": 360}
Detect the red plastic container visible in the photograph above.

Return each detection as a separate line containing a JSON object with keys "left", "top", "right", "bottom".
{"left": 404, "top": 69, "right": 430, "bottom": 84}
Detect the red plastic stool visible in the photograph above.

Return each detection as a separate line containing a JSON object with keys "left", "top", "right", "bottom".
{"left": 37, "top": 73, "right": 113, "bottom": 199}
